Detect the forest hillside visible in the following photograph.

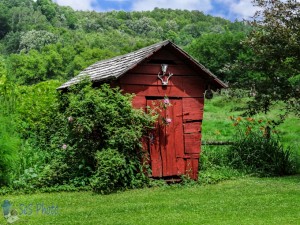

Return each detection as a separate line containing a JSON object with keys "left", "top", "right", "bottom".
{"left": 0, "top": 0, "right": 249, "bottom": 85}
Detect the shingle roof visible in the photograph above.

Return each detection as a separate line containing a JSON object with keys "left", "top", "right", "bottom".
{"left": 58, "top": 40, "right": 227, "bottom": 90}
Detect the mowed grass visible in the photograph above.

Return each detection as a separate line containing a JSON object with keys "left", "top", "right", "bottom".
{"left": 1, "top": 176, "right": 299, "bottom": 225}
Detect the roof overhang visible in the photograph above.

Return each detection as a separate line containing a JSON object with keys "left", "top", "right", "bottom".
{"left": 58, "top": 40, "right": 228, "bottom": 90}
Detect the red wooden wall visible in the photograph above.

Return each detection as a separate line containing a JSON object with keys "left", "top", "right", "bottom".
{"left": 115, "top": 46, "right": 206, "bottom": 180}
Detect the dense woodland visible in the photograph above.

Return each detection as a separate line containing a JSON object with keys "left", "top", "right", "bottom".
{"left": 0, "top": 0, "right": 250, "bottom": 84}
{"left": 0, "top": 0, "right": 299, "bottom": 192}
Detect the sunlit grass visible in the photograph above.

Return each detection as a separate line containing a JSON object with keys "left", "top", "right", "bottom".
{"left": 0, "top": 176, "right": 299, "bottom": 225}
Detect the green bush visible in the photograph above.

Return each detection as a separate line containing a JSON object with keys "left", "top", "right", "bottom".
{"left": 8, "top": 80, "right": 60, "bottom": 189}
{"left": 91, "top": 149, "right": 128, "bottom": 194}
{"left": 37, "top": 81, "right": 154, "bottom": 192}
{"left": 199, "top": 146, "right": 230, "bottom": 171}
{"left": 15, "top": 80, "right": 61, "bottom": 140}
{"left": 228, "top": 133, "right": 297, "bottom": 176}
{"left": 227, "top": 117, "right": 297, "bottom": 176}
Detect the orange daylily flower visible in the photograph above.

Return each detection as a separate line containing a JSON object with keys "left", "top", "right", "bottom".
{"left": 236, "top": 117, "right": 242, "bottom": 122}
{"left": 246, "top": 117, "right": 254, "bottom": 122}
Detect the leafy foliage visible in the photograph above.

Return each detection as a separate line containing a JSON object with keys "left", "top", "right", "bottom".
{"left": 186, "top": 31, "right": 248, "bottom": 82}
{"left": 0, "top": 3, "right": 10, "bottom": 39}
{"left": 0, "top": 117, "right": 20, "bottom": 185}
{"left": 14, "top": 80, "right": 60, "bottom": 139}
{"left": 19, "top": 30, "right": 57, "bottom": 52}
{"left": 242, "top": 0, "right": 300, "bottom": 115}
{"left": 0, "top": 0, "right": 249, "bottom": 85}
{"left": 0, "top": 81, "right": 20, "bottom": 186}
{"left": 227, "top": 116, "right": 298, "bottom": 176}
{"left": 91, "top": 149, "right": 145, "bottom": 194}
{"left": 35, "top": 81, "right": 155, "bottom": 192}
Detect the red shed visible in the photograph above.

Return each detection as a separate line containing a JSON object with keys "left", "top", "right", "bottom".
{"left": 59, "top": 40, "right": 227, "bottom": 180}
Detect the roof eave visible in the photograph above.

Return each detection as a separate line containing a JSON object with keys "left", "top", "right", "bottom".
{"left": 168, "top": 42, "right": 228, "bottom": 89}
{"left": 57, "top": 40, "right": 171, "bottom": 90}
{"left": 58, "top": 40, "right": 228, "bottom": 90}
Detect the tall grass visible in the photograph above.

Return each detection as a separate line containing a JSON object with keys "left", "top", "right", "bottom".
{"left": 202, "top": 93, "right": 300, "bottom": 153}
{"left": 228, "top": 132, "right": 297, "bottom": 176}
{"left": 200, "top": 92, "right": 300, "bottom": 180}
{"left": 0, "top": 88, "right": 20, "bottom": 186}
{"left": 199, "top": 145, "right": 244, "bottom": 184}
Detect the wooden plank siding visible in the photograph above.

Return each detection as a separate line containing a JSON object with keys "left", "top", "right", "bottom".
{"left": 183, "top": 98, "right": 204, "bottom": 121}
{"left": 184, "top": 122, "right": 202, "bottom": 133}
{"left": 119, "top": 76, "right": 205, "bottom": 98}
{"left": 127, "top": 64, "right": 201, "bottom": 76}
{"left": 119, "top": 54, "right": 204, "bottom": 180}
{"left": 185, "top": 158, "right": 199, "bottom": 180}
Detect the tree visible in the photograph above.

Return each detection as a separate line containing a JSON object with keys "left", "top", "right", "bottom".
{"left": 8, "top": 50, "right": 48, "bottom": 84}
{"left": 35, "top": 0, "right": 57, "bottom": 22}
{"left": 19, "top": 30, "right": 57, "bottom": 52}
{"left": 128, "top": 17, "right": 162, "bottom": 38}
{"left": 243, "top": 0, "right": 300, "bottom": 115}
{"left": 0, "top": 3, "right": 10, "bottom": 39}
{"left": 186, "top": 31, "right": 247, "bottom": 82}
{"left": 70, "top": 47, "right": 115, "bottom": 77}
{"left": 2, "top": 31, "right": 22, "bottom": 54}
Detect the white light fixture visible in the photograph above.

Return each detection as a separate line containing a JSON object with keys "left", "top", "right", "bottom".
{"left": 158, "top": 64, "right": 173, "bottom": 86}
{"left": 161, "top": 64, "right": 168, "bottom": 73}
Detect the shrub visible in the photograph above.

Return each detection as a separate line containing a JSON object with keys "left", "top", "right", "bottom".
{"left": 38, "top": 81, "right": 154, "bottom": 192}
{"left": 9, "top": 80, "right": 60, "bottom": 189}
{"left": 199, "top": 146, "right": 230, "bottom": 171}
{"left": 227, "top": 117, "right": 297, "bottom": 176}
{"left": 14, "top": 80, "right": 61, "bottom": 141}
{"left": 90, "top": 149, "right": 128, "bottom": 194}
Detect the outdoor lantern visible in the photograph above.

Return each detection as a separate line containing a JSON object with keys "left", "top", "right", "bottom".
{"left": 161, "top": 64, "right": 168, "bottom": 73}
{"left": 158, "top": 64, "right": 173, "bottom": 86}
{"left": 205, "top": 85, "right": 213, "bottom": 99}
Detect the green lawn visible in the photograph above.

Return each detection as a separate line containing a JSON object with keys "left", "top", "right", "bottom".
{"left": 1, "top": 176, "right": 299, "bottom": 225}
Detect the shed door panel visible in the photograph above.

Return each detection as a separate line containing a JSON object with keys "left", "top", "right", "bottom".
{"left": 147, "top": 98, "right": 184, "bottom": 177}
{"left": 183, "top": 98, "right": 204, "bottom": 122}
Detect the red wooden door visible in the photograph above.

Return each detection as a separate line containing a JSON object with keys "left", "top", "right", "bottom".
{"left": 147, "top": 98, "right": 185, "bottom": 177}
